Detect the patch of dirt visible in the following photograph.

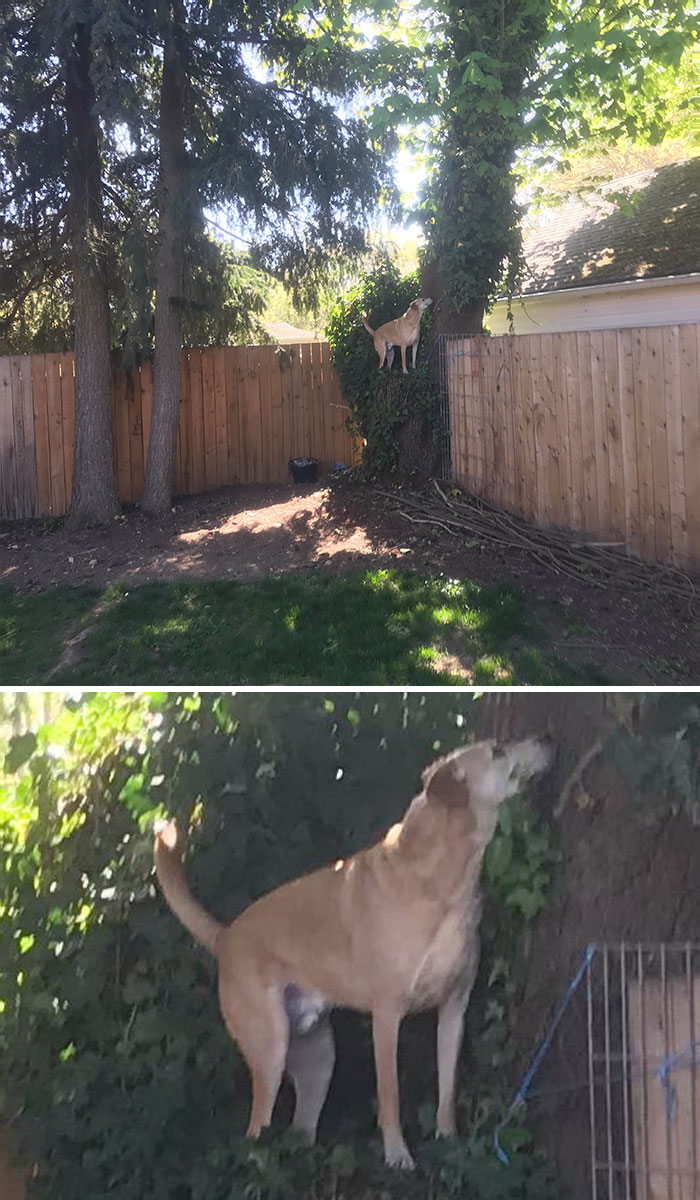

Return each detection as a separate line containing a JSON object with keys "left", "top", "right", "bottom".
{"left": 1, "top": 476, "right": 698, "bottom": 684}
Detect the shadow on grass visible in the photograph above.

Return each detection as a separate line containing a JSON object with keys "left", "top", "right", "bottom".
{"left": 1, "top": 572, "right": 607, "bottom": 686}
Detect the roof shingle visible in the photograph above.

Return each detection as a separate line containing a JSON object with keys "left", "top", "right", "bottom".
{"left": 519, "top": 158, "right": 700, "bottom": 295}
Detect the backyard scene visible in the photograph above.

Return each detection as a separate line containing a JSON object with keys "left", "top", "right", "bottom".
{"left": 1, "top": 0, "right": 699, "bottom": 686}
{"left": 1, "top": 689, "right": 700, "bottom": 1200}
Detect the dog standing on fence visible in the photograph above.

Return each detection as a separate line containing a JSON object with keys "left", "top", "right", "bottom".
{"left": 361, "top": 297, "right": 432, "bottom": 373}
{"left": 153, "top": 736, "right": 553, "bottom": 1171}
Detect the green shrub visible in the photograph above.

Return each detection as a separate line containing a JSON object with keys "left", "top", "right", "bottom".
{"left": 325, "top": 265, "right": 443, "bottom": 476}
{"left": 0, "top": 692, "right": 558, "bottom": 1199}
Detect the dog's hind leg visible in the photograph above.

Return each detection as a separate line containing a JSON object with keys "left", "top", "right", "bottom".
{"left": 220, "top": 979, "right": 289, "bottom": 1137}
{"left": 286, "top": 1018, "right": 335, "bottom": 1144}
{"left": 386, "top": 345, "right": 395, "bottom": 369}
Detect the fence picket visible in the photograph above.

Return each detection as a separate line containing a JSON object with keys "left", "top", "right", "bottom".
{"left": 444, "top": 323, "right": 700, "bottom": 569}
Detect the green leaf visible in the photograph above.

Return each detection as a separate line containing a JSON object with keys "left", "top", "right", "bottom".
{"left": 5, "top": 732, "right": 37, "bottom": 774}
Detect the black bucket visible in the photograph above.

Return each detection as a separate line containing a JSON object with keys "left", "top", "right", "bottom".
{"left": 289, "top": 456, "right": 319, "bottom": 484}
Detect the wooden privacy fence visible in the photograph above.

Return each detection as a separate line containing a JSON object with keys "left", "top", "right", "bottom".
{"left": 445, "top": 322, "right": 700, "bottom": 570}
{"left": 0, "top": 342, "right": 358, "bottom": 520}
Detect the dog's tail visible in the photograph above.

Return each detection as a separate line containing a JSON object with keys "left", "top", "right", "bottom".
{"left": 153, "top": 820, "right": 223, "bottom": 956}
{"left": 361, "top": 312, "right": 375, "bottom": 336}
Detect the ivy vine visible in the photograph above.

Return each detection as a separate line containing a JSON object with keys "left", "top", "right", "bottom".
{"left": 325, "top": 264, "right": 443, "bottom": 476}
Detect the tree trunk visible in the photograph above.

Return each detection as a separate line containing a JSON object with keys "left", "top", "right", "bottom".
{"left": 141, "top": 2, "right": 187, "bottom": 516}
{"left": 421, "top": 258, "right": 485, "bottom": 342}
{"left": 65, "top": 22, "right": 119, "bottom": 527}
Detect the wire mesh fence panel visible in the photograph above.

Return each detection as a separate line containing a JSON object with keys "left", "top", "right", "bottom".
{"left": 587, "top": 944, "right": 700, "bottom": 1200}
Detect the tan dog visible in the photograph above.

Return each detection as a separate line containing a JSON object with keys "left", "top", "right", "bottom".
{"left": 361, "top": 297, "right": 432, "bottom": 373}
{"left": 153, "top": 736, "right": 553, "bottom": 1170}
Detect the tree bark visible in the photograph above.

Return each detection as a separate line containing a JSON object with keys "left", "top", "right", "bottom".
{"left": 421, "top": 254, "right": 485, "bottom": 340}
{"left": 141, "top": 2, "right": 187, "bottom": 516}
{"left": 65, "top": 23, "right": 119, "bottom": 527}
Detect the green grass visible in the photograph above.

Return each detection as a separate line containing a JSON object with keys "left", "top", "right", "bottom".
{"left": 1, "top": 570, "right": 607, "bottom": 685}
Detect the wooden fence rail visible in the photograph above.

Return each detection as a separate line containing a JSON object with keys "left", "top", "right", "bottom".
{"left": 0, "top": 343, "right": 357, "bottom": 520}
{"left": 446, "top": 322, "right": 700, "bottom": 570}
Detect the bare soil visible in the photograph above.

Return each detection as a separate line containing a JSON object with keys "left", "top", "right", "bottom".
{"left": 1, "top": 477, "right": 697, "bottom": 684}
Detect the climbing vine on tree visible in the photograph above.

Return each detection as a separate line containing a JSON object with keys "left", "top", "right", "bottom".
{"left": 1, "top": 691, "right": 563, "bottom": 1200}
{"left": 326, "top": 265, "right": 442, "bottom": 476}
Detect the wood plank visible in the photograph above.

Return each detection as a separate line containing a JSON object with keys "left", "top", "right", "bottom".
{"left": 9, "top": 357, "right": 29, "bottom": 518}
{"left": 249, "top": 345, "right": 265, "bottom": 480}
{"left": 59, "top": 353, "right": 75, "bottom": 504}
{"left": 31, "top": 355, "right": 52, "bottom": 516}
{"left": 562, "top": 333, "right": 583, "bottom": 532}
{"left": 301, "top": 342, "right": 316, "bottom": 472}
{"left": 470, "top": 338, "right": 485, "bottom": 494}
{"left": 481, "top": 338, "right": 497, "bottom": 502}
{"left": 508, "top": 335, "right": 527, "bottom": 519}
{"left": 224, "top": 346, "right": 241, "bottom": 485}
{"left": 529, "top": 333, "right": 547, "bottom": 523}
{"left": 647, "top": 325, "right": 671, "bottom": 563}
{"left": 632, "top": 328, "right": 656, "bottom": 562}
{"left": 176, "top": 349, "right": 191, "bottom": 494}
{"left": 200, "top": 347, "right": 218, "bottom": 492}
{"left": 451, "top": 339, "right": 466, "bottom": 488}
{"left": 628, "top": 977, "right": 700, "bottom": 1200}
{"left": 320, "top": 342, "right": 335, "bottom": 476}
{"left": 19, "top": 354, "right": 38, "bottom": 518}
{"left": 517, "top": 334, "right": 538, "bottom": 522}
{"left": 212, "top": 346, "right": 228, "bottom": 487}
{"left": 537, "top": 332, "right": 561, "bottom": 527}
{"left": 589, "top": 329, "right": 612, "bottom": 537}
{"left": 289, "top": 344, "right": 305, "bottom": 465}
{"left": 188, "top": 348, "right": 206, "bottom": 495}
{"left": 139, "top": 360, "right": 153, "bottom": 473}
{"left": 235, "top": 347, "right": 251, "bottom": 483}
{"left": 257, "top": 344, "right": 275, "bottom": 482}
{"left": 0, "top": 356, "right": 17, "bottom": 519}
{"left": 461, "top": 337, "right": 474, "bottom": 491}
{"left": 552, "top": 334, "right": 572, "bottom": 529}
{"left": 602, "top": 329, "right": 625, "bottom": 541}
{"left": 172, "top": 352, "right": 185, "bottom": 495}
{"left": 679, "top": 325, "right": 700, "bottom": 570}
{"left": 493, "top": 338, "right": 513, "bottom": 510}
{"left": 616, "top": 328, "right": 642, "bottom": 558}
{"left": 112, "top": 365, "right": 132, "bottom": 503}
{"left": 311, "top": 341, "right": 325, "bottom": 472}
{"left": 661, "top": 325, "right": 687, "bottom": 567}
{"left": 44, "top": 352, "right": 67, "bottom": 515}
{"left": 126, "top": 368, "right": 144, "bottom": 502}
{"left": 576, "top": 331, "right": 598, "bottom": 534}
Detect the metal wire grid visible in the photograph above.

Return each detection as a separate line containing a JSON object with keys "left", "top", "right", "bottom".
{"left": 437, "top": 334, "right": 493, "bottom": 488}
{"left": 587, "top": 943, "right": 700, "bottom": 1200}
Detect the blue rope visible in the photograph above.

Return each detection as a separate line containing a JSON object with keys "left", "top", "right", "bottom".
{"left": 425, "top": 334, "right": 442, "bottom": 365}
{"left": 655, "top": 1039, "right": 700, "bottom": 1122}
{"left": 493, "top": 944, "right": 597, "bottom": 1165}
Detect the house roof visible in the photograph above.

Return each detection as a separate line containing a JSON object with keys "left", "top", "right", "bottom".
{"left": 518, "top": 158, "right": 700, "bottom": 295}
{"left": 264, "top": 320, "right": 319, "bottom": 343}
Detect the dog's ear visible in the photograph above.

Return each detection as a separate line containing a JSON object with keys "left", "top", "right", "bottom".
{"left": 422, "top": 753, "right": 470, "bottom": 808}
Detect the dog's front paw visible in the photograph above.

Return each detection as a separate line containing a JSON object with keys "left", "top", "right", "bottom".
{"left": 384, "top": 1139, "right": 416, "bottom": 1170}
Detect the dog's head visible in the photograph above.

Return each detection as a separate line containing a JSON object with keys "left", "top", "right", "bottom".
{"left": 409, "top": 297, "right": 433, "bottom": 315}
{"left": 422, "top": 737, "right": 554, "bottom": 833}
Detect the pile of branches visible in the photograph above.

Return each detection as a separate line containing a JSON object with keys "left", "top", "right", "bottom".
{"left": 376, "top": 480, "right": 697, "bottom": 612}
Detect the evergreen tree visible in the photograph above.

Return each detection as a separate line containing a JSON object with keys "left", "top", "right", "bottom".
{"left": 138, "top": 0, "right": 396, "bottom": 514}
{"left": 0, "top": 0, "right": 123, "bottom": 524}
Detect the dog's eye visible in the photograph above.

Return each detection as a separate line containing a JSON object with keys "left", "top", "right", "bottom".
{"left": 493, "top": 745, "right": 506, "bottom": 759}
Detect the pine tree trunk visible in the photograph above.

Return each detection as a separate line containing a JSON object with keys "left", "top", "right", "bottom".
{"left": 141, "top": 3, "right": 187, "bottom": 517}
{"left": 65, "top": 23, "right": 119, "bottom": 527}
